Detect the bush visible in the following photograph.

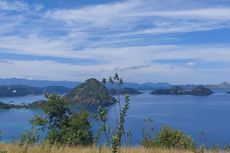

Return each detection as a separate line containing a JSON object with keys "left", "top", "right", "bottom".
{"left": 142, "top": 126, "right": 196, "bottom": 151}
{"left": 155, "top": 127, "right": 195, "bottom": 150}
{"left": 20, "top": 126, "right": 39, "bottom": 145}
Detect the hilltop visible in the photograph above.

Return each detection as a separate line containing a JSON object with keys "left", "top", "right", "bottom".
{"left": 64, "top": 78, "right": 116, "bottom": 105}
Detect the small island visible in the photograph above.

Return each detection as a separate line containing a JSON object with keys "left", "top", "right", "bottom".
{"left": 150, "top": 86, "right": 188, "bottom": 95}
{"left": 151, "top": 85, "right": 213, "bottom": 96}
{"left": 63, "top": 78, "right": 116, "bottom": 105}
{"left": 0, "top": 100, "right": 47, "bottom": 109}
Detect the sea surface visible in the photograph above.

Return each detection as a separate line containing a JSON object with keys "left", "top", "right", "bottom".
{"left": 0, "top": 90, "right": 230, "bottom": 146}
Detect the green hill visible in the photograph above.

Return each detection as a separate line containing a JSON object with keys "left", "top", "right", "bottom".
{"left": 64, "top": 78, "right": 116, "bottom": 105}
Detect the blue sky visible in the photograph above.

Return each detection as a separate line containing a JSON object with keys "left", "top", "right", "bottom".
{"left": 0, "top": 0, "right": 230, "bottom": 83}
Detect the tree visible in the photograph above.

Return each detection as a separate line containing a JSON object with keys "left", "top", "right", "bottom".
{"left": 31, "top": 95, "right": 93, "bottom": 146}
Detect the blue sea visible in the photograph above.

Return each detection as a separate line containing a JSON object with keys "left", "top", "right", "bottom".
{"left": 0, "top": 91, "right": 230, "bottom": 146}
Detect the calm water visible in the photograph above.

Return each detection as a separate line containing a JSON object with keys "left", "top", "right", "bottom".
{"left": 0, "top": 91, "right": 230, "bottom": 146}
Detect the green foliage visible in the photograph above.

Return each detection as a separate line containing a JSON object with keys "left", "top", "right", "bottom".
{"left": 155, "top": 127, "right": 195, "bottom": 150}
{"left": 142, "top": 126, "right": 196, "bottom": 151}
{"left": 96, "top": 73, "right": 130, "bottom": 153}
{"left": 141, "top": 118, "right": 155, "bottom": 147}
{"left": 44, "top": 95, "right": 70, "bottom": 129}
{"left": 112, "top": 94, "right": 129, "bottom": 153}
{"left": 224, "top": 144, "right": 230, "bottom": 152}
{"left": 32, "top": 94, "right": 93, "bottom": 146}
{"left": 20, "top": 126, "right": 39, "bottom": 145}
{"left": 94, "top": 106, "right": 111, "bottom": 145}
{"left": 0, "top": 131, "right": 2, "bottom": 141}
{"left": 30, "top": 115, "right": 47, "bottom": 131}
{"left": 210, "top": 144, "right": 220, "bottom": 153}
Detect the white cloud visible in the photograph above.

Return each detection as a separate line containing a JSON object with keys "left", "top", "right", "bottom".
{"left": 0, "top": 59, "right": 229, "bottom": 84}
{"left": 0, "top": 0, "right": 29, "bottom": 11}
{"left": 0, "top": 0, "right": 230, "bottom": 83}
{"left": 186, "top": 62, "right": 196, "bottom": 67}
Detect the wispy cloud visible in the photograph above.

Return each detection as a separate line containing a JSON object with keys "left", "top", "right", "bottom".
{"left": 0, "top": 60, "right": 14, "bottom": 65}
{"left": 0, "top": 0, "right": 229, "bottom": 83}
{"left": 0, "top": 0, "right": 29, "bottom": 11}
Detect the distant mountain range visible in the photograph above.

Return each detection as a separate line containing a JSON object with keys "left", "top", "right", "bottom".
{"left": 0, "top": 78, "right": 230, "bottom": 91}
{"left": 0, "top": 78, "right": 79, "bottom": 88}
{"left": 205, "top": 82, "right": 230, "bottom": 90}
{"left": 0, "top": 85, "right": 71, "bottom": 97}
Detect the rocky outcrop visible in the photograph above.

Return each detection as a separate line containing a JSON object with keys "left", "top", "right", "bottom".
{"left": 64, "top": 78, "right": 116, "bottom": 105}
{"left": 190, "top": 85, "right": 213, "bottom": 96}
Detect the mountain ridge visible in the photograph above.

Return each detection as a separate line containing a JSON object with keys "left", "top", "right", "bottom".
{"left": 0, "top": 78, "right": 230, "bottom": 90}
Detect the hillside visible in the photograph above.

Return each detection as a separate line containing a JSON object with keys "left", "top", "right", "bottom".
{"left": 64, "top": 78, "right": 116, "bottom": 105}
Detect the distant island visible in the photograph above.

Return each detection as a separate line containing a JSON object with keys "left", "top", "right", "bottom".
{"left": 0, "top": 85, "right": 71, "bottom": 98}
{"left": 206, "top": 82, "right": 230, "bottom": 90}
{"left": 151, "top": 85, "right": 213, "bottom": 96}
{"left": 109, "top": 88, "right": 142, "bottom": 95}
{"left": 64, "top": 78, "right": 116, "bottom": 105}
{"left": 1, "top": 78, "right": 230, "bottom": 90}
{"left": 0, "top": 100, "right": 46, "bottom": 109}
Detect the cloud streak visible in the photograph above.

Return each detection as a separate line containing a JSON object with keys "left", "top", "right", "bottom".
{"left": 0, "top": 0, "right": 229, "bottom": 83}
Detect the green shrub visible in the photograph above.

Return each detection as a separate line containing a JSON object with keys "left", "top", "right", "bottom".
{"left": 20, "top": 126, "right": 39, "bottom": 145}
{"left": 141, "top": 117, "right": 155, "bottom": 147}
{"left": 155, "top": 127, "right": 195, "bottom": 150}
{"left": 142, "top": 126, "right": 195, "bottom": 151}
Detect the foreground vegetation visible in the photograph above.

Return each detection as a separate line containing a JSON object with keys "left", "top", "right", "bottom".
{"left": 1, "top": 144, "right": 229, "bottom": 153}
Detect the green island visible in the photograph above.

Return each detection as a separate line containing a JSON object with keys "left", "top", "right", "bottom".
{"left": 151, "top": 85, "right": 213, "bottom": 96}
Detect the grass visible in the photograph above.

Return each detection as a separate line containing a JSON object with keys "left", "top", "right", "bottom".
{"left": 0, "top": 144, "right": 229, "bottom": 153}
